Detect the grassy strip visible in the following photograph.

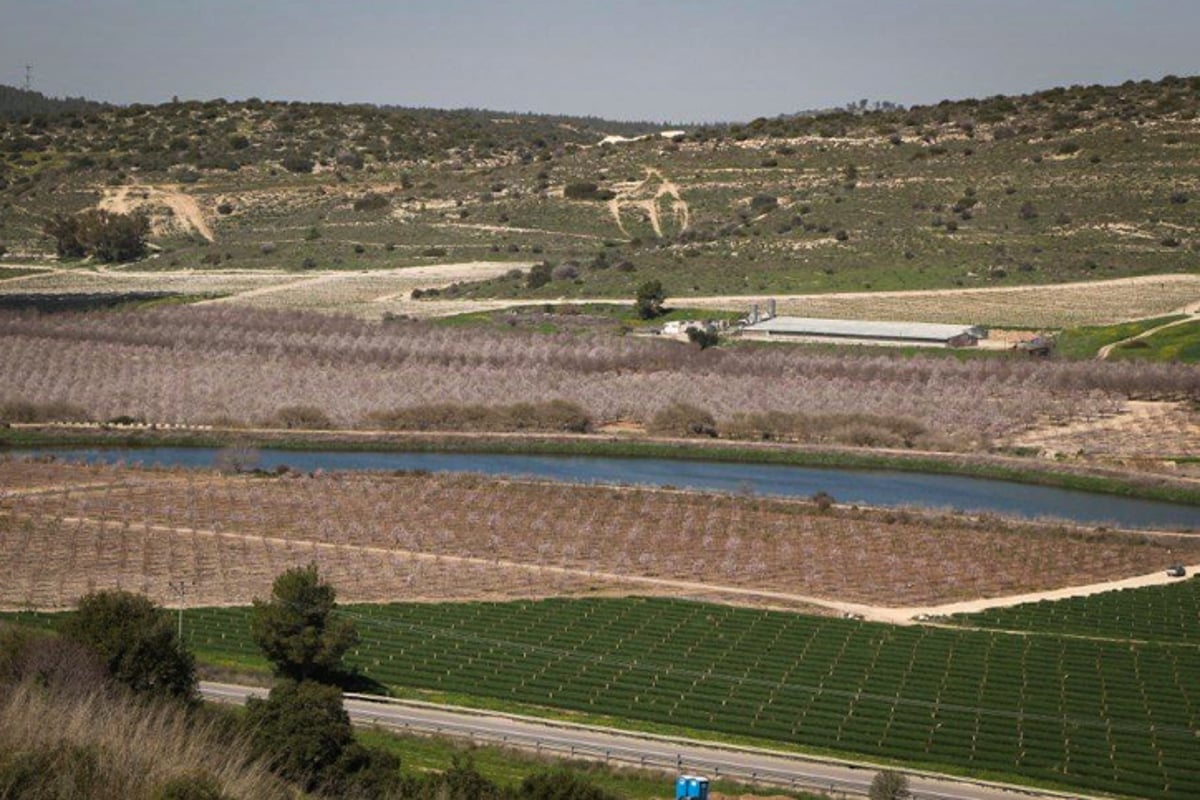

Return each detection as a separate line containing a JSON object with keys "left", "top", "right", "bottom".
{"left": 1109, "top": 319, "right": 1200, "bottom": 363}
{"left": 0, "top": 267, "right": 47, "bottom": 281}
{"left": 341, "top": 688, "right": 1126, "bottom": 800}
{"left": 3, "top": 424, "right": 1199, "bottom": 507}
{"left": 1055, "top": 315, "right": 1188, "bottom": 359}
{"left": 357, "top": 729, "right": 822, "bottom": 800}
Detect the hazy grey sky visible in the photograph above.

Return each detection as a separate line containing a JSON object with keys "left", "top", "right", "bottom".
{"left": 3, "top": 1, "right": 1199, "bottom": 122}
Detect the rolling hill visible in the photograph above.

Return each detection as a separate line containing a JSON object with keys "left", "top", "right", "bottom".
{"left": 0, "top": 75, "right": 1196, "bottom": 300}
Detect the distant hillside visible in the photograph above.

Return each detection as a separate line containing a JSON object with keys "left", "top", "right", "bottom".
{"left": 1, "top": 75, "right": 1196, "bottom": 299}
{"left": 0, "top": 95, "right": 659, "bottom": 175}
{"left": 0, "top": 84, "right": 109, "bottom": 121}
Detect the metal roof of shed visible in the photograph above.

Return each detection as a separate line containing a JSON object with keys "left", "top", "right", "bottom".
{"left": 744, "top": 316, "right": 981, "bottom": 341}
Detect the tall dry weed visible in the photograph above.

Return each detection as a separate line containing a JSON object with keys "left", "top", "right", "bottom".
{"left": 0, "top": 682, "right": 289, "bottom": 800}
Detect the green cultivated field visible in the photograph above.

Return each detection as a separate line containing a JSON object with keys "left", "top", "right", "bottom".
{"left": 1109, "top": 320, "right": 1200, "bottom": 363}
{"left": 1053, "top": 315, "right": 1188, "bottom": 359}
{"left": 946, "top": 576, "right": 1200, "bottom": 644}
{"left": 13, "top": 597, "right": 1198, "bottom": 798}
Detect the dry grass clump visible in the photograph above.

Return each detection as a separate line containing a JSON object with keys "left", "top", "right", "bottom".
{"left": 0, "top": 682, "right": 288, "bottom": 800}
{"left": 723, "top": 411, "right": 939, "bottom": 448}
{"left": 647, "top": 402, "right": 717, "bottom": 437}
{"left": 267, "top": 404, "right": 333, "bottom": 430}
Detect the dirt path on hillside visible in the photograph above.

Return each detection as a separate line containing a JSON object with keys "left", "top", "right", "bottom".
{"left": 1096, "top": 297, "right": 1200, "bottom": 359}
{"left": 100, "top": 184, "right": 215, "bottom": 242}
{"left": 427, "top": 221, "right": 608, "bottom": 241}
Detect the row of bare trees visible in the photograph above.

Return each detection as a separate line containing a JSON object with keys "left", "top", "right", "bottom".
{"left": 7, "top": 465, "right": 1193, "bottom": 610}
{"left": 4, "top": 307, "right": 1194, "bottom": 444}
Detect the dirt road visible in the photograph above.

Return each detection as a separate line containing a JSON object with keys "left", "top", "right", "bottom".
{"left": 1096, "top": 297, "right": 1200, "bottom": 359}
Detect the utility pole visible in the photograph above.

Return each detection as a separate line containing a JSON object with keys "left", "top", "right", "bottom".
{"left": 168, "top": 580, "right": 189, "bottom": 649}
{"left": 23, "top": 65, "right": 32, "bottom": 92}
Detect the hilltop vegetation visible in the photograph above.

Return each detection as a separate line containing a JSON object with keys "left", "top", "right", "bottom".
{"left": 0, "top": 75, "right": 1196, "bottom": 300}
{"left": 0, "top": 83, "right": 109, "bottom": 121}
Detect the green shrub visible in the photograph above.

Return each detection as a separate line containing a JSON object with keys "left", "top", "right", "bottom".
{"left": 335, "top": 150, "right": 364, "bottom": 170}
{"left": 563, "top": 182, "right": 615, "bottom": 201}
{"left": 519, "top": 769, "right": 620, "bottom": 800}
{"left": 251, "top": 564, "right": 358, "bottom": 682}
{"left": 527, "top": 261, "right": 553, "bottom": 289}
{"left": 869, "top": 769, "right": 911, "bottom": 800}
{"left": 352, "top": 192, "right": 389, "bottom": 212}
{"left": 749, "top": 194, "right": 779, "bottom": 213}
{"left": 550, "top": 263, "right": 578, "bottom": 281}
{"left": 43, "top": 209, "right": 150, "bottom": 262}
{"left": 245, "top": 680, "right": 353, "bottom": 789}
{"left": 686, "top": 327, "right": 719, "bottom": 349}
{"left": 634, "top": 280, "right": 665, "bottom": 319}
{"left": 648, "top": 402, "right": 717, "bottom": 437}
{"left": 281, "top": 154, "right": 314, "bottom": 174}
{"left": 367, "top": 400, "right": 591, "bottom": 434}
{"left": 62, "top": 590, "right": 197, "bottom": 702}
{"left": 270, "top": 405, "right": 333, "bottom": 430}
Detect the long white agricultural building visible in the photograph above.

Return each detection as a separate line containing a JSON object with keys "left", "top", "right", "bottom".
{"left": 742, "top": 316, "right": 986, "bottom": 348}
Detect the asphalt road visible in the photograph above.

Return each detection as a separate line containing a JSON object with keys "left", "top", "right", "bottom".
{"left": 201, "top": 681, "right": 1083, "bottom": 800}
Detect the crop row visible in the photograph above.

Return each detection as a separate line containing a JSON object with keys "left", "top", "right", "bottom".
{"left": 7, "top": 304, "right": 1197, "bottom": 438}
{"left": 946, "top": 577, "right": 1200, "bottom": 644}
{"left": 171, "top": 598, "right": 1200, "bottom": 799}
{"left": 7, "top": 463, "right": 1194, "bottom": 610}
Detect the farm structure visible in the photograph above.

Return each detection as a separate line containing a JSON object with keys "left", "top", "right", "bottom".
{"left": 742, "top": 316, "right": 986, "bottom": 348}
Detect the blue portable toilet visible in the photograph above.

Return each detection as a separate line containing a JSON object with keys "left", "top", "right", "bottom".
{"left": 675, "top": 775, "right": 710, "bottom": 800}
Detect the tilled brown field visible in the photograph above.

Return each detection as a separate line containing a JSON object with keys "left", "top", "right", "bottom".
{"left": 2, "top": 460, "right": 1194, "bottom": 612}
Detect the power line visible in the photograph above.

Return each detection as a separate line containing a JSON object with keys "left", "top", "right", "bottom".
{"left": 23, "top": 65, "right": 32, "bottom": 92}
